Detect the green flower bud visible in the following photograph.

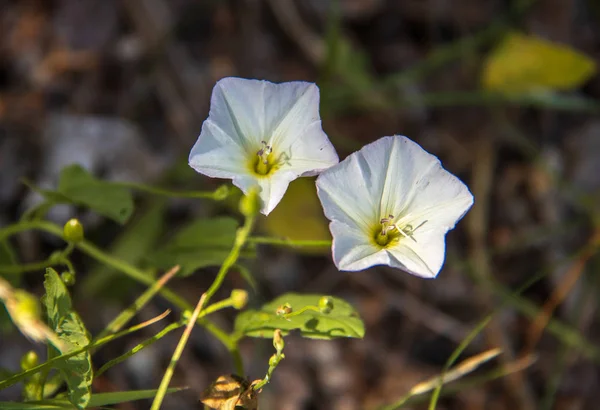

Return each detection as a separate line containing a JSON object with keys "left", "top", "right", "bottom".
{"left": 318, "top": 296, "right": 334, "bottom": 314}
{"left": 275, "top": 303, "right": 292, "bottom": 316}
{"left": 61, "top": 271, "right": 76, "bottom": 286}
{"left": 20, "top": 350, "right": 39, "bottom": 370}
{"left": 230, "top": 289, "right": 248, "bottom": 310}
{"left": 182, "top": 310, "right": 193, "bottom": 322}
{"left": 273, "top": 329, "right": 284, "bottom": 353}
{"left": 213, "top": 185, "right": 230, "bottom": 201}
{"left": 63, "top": 219, "right": 84, "bottom": 243}
{"left": 268, "top": 354, "right": 278, "bottom": 367}
{"left": 239, "top": 187, "right": 260, "bottom": 217}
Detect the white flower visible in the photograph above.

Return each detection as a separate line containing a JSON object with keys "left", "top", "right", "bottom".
{"left": 189, "top": 77, "right": 339, "bottom": 215}
{"left": 316, "top": 136, "right": 474, "bottom": 277}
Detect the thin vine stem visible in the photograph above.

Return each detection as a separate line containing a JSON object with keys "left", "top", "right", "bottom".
{"left": 0, "top": 220, "right": 243, "bottom": 370}
{"left": 113, "top": 181, "right": 229, "bottom": 200}
{"left": 247, "top": 236, "right": 331, "bottom": 247}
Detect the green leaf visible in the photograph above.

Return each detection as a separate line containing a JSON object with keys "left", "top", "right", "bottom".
{"left": 148, "top": 217, "right": 255, "bottom": 276}
{"left": 0, "top": 388, "right": 185, "bottom": 409}
{"left": 58, "top": 164, "right": 134, "bottom": 224}
{"left": 29, "top": 164, "right": 134, "bottom": 224}
{"left": 482, "top": 31, "right": 597, "bottom": 94}
{"left": 234, "top": 293, "right": 365, "bottom": 340}
{"left": 42, "top": 268, "right": 92, "bottom": 409}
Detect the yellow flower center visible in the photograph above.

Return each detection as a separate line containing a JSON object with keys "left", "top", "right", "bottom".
{"left": 252, "top": 141, "right": 276, "bottom": 176}
{"left": 373, "top": 215, "right": 427, "bottom": 247}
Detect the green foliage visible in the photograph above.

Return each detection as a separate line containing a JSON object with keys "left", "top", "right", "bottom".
{"left": 42, "top": 268, "right": 92, "bottom": 409}
{"left": 235, "top": 293, "right": 365, "bottom": 340}
{"left": 0, "top": 387, "right": 184, "bottom": 409}
{"left": 81, "top": 200, "right": 166, "bottom": 298}
{"left": 30, "top": 164, "right": 134, "bottom": 224}
{"left": 148, "top": 217, "right": 256, "bottom": 276}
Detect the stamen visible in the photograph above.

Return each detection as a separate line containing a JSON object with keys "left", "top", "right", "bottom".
{"left": 255, "top": 141, "right": 274, "bottom": 175}
{"left": 376, "top": 217, "right": 428, "bottom": 246}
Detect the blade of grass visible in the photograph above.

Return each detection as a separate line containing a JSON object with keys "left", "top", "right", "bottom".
{"left": 96, "top": 322, "right": 183, "bottom": 378}
{"left": 96, "top": 265, "right": 180, "bottom": 340}
{"left": 150, "top": 294, "right": 206, "bottom": 410}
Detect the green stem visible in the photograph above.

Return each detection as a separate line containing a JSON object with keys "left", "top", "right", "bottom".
{"left": 198, "top": 299, "right": 235, "bottom": 318}
{"left": 151, "top": 295, "right": 206, "bottom": 410}
{"left": 201, "top": 215, "right": 256, "bottom": 311}
{"left": 247, "top": 236, "right": 331, "bottom": 247}
{"left": 113, "top": 181, "right": 228, "bottom": 200}
{"left": 0, "top": 220, "right": 241, "bottom": 364}
{"left": 0, "top": 260, "right": 54, "bottom": 275}
{"left": 0, "top": 311, "right": 169, "bottom": 391}
{"left": 283, "top": 305, "right": 320, "bottom": 318}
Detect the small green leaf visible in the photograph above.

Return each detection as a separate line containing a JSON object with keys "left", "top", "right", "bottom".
{"left": 57, "top": 165, "right": 134, "bottom": 224}
{"left": 28, "top": 165, "right": 134, "bottom": 224}
{"left": 234, "top": 293, "right": 365, "bottom": 340}
{"left": 42, "top": 268, "right": 92, "bottom": 409}
{"left": 148, "top": 217, "right": 255, "bottom": 276}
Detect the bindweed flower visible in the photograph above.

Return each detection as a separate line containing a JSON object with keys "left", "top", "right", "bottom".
{"left": 189, "top": 77, "right": 339, "bottom": 215}
{"left": 316, "top": 136, "right": 474, "bottom": 277}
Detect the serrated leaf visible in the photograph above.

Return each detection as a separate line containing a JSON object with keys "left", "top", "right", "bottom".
{"left": 42, "top": 268, "right": 92, "bottom": 409}
{"left": 148, "top": 217, "right": 255, "bottom": 276}
{"left": 482, "top": 32, "right": 596, "bottom": 94}
{"left": 234, "top": 293, "right": 365, "bottom": 340}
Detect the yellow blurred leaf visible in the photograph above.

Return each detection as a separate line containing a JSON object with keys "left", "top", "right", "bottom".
{"left": 262, "top": 178, "right": 331, "bottom": 254}
{"left": 482, "top": 32, "right": 596, "bottom": 94}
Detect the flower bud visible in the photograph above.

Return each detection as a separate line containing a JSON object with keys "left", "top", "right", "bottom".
{"left": 213, "top": 185, "right": 230, "bottom": 201}
{"left": 63, "top": 219, "right": 84, "bottom": 243}
{"left": 273, "top": 329, "right": 284, "bottom": 353}
{"left": 182, "top": 310, "right": 193, "bottom": 322}
{"left": 230, "top": 289, "right": 248, "bottom": 310}
{"left": 268, "top": 354, "right": 278, "bottom": 367}
{"left": 239, "top": 187, "right": 260, "bottom": 217}
{"left": 20, "top": 350, "right": 39, "bottom": 370}
{"left": 61, "top": 271, "right": 76, "bottom": 286}
{"left": 318, "top": 296, "right": 334, "bottom": 314}
{"left": 275, "top": 303, "right": 292, "bottom": 316}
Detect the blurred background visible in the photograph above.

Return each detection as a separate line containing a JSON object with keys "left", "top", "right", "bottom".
{"left": 1, "top": 0, "right": 600, "bottom": 409}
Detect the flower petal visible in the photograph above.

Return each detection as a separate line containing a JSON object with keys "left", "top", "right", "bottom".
{"left": 331, "top": 222, "right": 386, "bottom": 271}
{"left": 209, "top": 77, "right": 267, "bottom": 150}
{"left": 316, "top": 148, "right": 380, "bottom": 233}
{"left": 386, "top": 229, "right": 446, "bottom": 278}
{"left": 275, "top": 120, "right": 338, "bottom": 177}
{"left": 395, "top": 161, "right": 474, "bottom": 234}
{"left": 189, "top": 120, "right": 248, "bottom": 178}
